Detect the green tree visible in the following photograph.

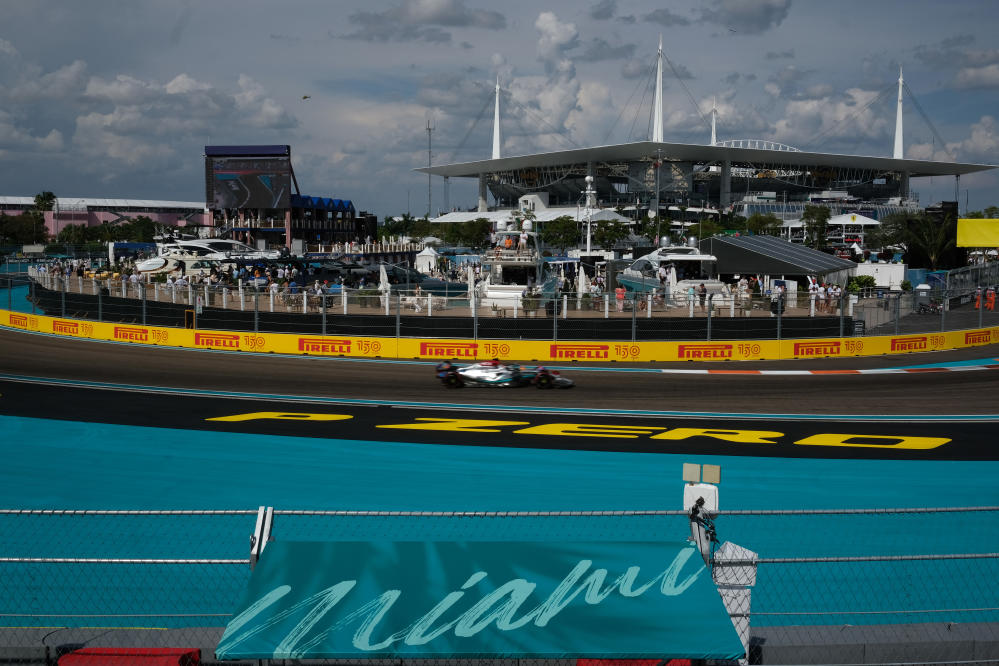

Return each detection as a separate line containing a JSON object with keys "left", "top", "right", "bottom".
{"left": 120, "top": 215, "right": 160, "bottom": 242}
{"left": 906, "top": 212, "right": 956, "bottom": 270}
{"left": 694, "top": 218, "right": 724, "bottom": 239}
{"left": 0, "top": 213, "right": 39, "bottom": 245}
{"left": 745, "top": 212, "right": 782, "bottom": 235}
{"left": 986, "top": 205, "right": 999, "bottom": 218}
{"left": 801, "top": 204, "right": 831, "bottom": 248}
{"left": 592, "top": 219, "right": 630, "bottom": 250}
{"left": 30, "top": 191, "right": 56, "bottom": 243}
{"left": 56, "top": 223, "right": 89, "bottom": 245}
{"left": 457, "top": 218, "right": 492, "bottom": 249}
{"left": 540, "top": 215, "right": 580, "bottom": 253}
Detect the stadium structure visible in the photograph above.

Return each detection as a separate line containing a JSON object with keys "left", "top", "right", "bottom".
{"left": 421, "top": 44, "right": 996, "bottom": 227}
{"left": 205, "top": 145, "right": 375, "bottom": 249}
{"left": 0, "top": 196, "right": 210, "bottom": 237}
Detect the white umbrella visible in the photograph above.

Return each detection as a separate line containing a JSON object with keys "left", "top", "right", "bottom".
{"left": 577, "top": 267, "right": 590, "bottom": 298}
{"left": 378, "top": 264, "right": 390, "bottom": 293}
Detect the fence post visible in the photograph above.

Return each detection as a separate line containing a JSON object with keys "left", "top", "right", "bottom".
{"left": 222, "top": 286, "right": 227, "bottom": 310}
{"left": 647, "top": 293, "right": 652, "bottom": 318}
{"left": 553, "top": 296, "right": 558, "bottom": 341}
{"left": 343, "top": 288, "right": 348, "bottom": 315}
{"left": 809, "top": 294, "right": 815, "bottom": 317}
{"left": 254, "top": 289, "right": 260, "bottom": 334}
{"left": 239, "top": 279, "right": 245, "bottom": 312}
{"left": 631, "top": 294, "right": 637, "bottom": 341}
{"left": 60, "top": 279, "right": 66, "bottom": 317}
{"left": 604, "top": 294, "right": 609, "bottom": 318}
{"left": 777, "top": 294, "right": 783, "bottom": 341}
{"left": 96, "top": 284, "right": 101, "bottom": 321}
{"left": 30, "top": 279, "right": 36, "bottom": 314}
{"left": 187, "top": 283, "right": 193, "bottom": 306}
{"left": 472, "top": 289, "right": 478, "bottom": 341}
{"left": 512, "top": 298, "right": 517, "bottom": 318}
{"left": 428, "top": 293, "right": 433, "bottom": 317}
{"left": 707, "top": 294, "right": 712, "bottom": 341}
{"left": 269, "top": 290, "right": 274, "bottom": 313}
{"left": 303, "top": 291, "right": 308, "bottom": 315}
{"left": 894, "top": 293, "right": 901, "bottom": 335}
{"left": 839, "top": 290, "right": 846, "bottom": 337}
{"left": 395, "top": 294, "right": 401, "bottom": 338}
{"left": 980, "top": 288, "right": 985, "bottom": 329}
{"left": 322, "top": 293, "right": 327, "bottom": 336}
{"left": 142, "top": 284, "right": 147, "bottom": 325}
{"left": 92, "top": 278, "right": 98, "bottom": 296}
{"left": 941, "top": 288, "right": 947, "bottom": 332}
{"left": 384, "top": 291, "right": 390, "bottom": 317}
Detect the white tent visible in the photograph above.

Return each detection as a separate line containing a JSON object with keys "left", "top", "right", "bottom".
{"left": 415, "top": 246, "right": 439, "bottom": 273}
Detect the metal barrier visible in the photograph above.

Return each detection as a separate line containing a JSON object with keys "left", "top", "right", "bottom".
{"left": 15, "top": 270, "right": 999, "bottom": 342}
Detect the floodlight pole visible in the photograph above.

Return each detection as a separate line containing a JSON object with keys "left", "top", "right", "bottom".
{"left": 584, "top": 175, "right": 596, "bottom": 254}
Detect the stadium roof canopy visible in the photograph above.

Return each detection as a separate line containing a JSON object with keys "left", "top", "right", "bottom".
{"left": 699, "top": 234, "right": 856, "bottom": 276}
{"left": 417, "top": 140, "right": 995, "bottom": 179}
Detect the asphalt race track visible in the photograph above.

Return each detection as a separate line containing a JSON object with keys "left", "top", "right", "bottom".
{"left": 1, "top": 325, "right": 998, "bottom": 512}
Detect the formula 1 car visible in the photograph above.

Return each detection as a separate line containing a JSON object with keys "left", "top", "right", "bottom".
{"left": 435, "top": 360, "right": 574, "bottom": 389}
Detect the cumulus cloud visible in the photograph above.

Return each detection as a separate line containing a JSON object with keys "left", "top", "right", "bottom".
{"left": 643, "top": 8, "right": 691, "bottom": 26}
{"left": 535, "top": 12, "right": 579, "bottom": 64}
{"left": 342, "top": 0, "right": 505, "bottom": 43}
{"left": 908, "top": 116, "right": 998, "bottom": 163}
{"left": 774, "top": 87, "right": 891, "bottom": 148}
{"left": 589, "top": 0, "right": 616, "bottom": 20}
{"left": 954, "top": 64, "right": 999, "bottom": 89}
{"left": 0, "top": 109, "right": 63, "bottom": 152}
{"left": 700, "top": 0, "right": 791, "bottom": 34}
{"left": 234, "top": 75, "right": 297, "bottom": 129}
{"left": 8, "top": 60, "right": 87, "bottom": 102}
{"left": 577, "top": 38, "right": 635, "bottom": 62}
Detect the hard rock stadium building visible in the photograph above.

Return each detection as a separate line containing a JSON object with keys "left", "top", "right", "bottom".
{"left": 421, "top": 56, "right": 996, "bottom": 225}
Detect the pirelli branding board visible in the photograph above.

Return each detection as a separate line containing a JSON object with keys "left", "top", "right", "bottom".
{"left": 965, "top": 330, "right": 992, "bottom": 345}
{"left": 549, "top": 344, "right": 610, "bottom": 360}
{"left": 52, "top": 320, "right": 79, "bottom": 335}
{"left": 420, "top": 341, "right": 477, "bottom": 358}
{"left": 114, "top": 326, "right": 149, "bottom": 342}
{"left": 3, "top": 308, "right": 997, "bottom": 360}
{"left": 793, "top": 341, "right": 841, "bottom": 357}
{"left": 678, "top": 343, "right": 733, "bottom": 360}
{"left": 298, "top": 337, "right": 352, "bottom": 354}
{"left": 890, "top": 336, "right": 928, "bottom": 352}
{"left": 195, "top": 332, "right": 240, "bottom": 349}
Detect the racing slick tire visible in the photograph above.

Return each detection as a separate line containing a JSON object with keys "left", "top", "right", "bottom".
{"left": 443, "top": 372, "right": 464, "bottom": 389}
{"left": 535, "top": 372, "right": 554, "bottom": 389}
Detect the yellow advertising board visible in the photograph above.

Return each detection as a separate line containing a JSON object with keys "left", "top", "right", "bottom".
{"left": 2, "top": 308, "right": 995, "bottom": 362}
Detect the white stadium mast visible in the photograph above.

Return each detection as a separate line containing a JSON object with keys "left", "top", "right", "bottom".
{"left": 652, "top": 35, "right": 664, "bottom": 143}
{"left": 492, "top": 76, "right": 502, "bottom": 160}
{"left": 893, "top": 65, "right": 904, "bottom": 159}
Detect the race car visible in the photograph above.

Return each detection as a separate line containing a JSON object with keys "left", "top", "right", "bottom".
{"left": 435, "top": 359, "right": 574, "bottom": 389}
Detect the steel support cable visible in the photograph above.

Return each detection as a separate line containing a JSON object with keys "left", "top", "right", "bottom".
{"left": 807, "top": 82, "right": 895, "bottom": 151}
{"left": 602, "top": 57, "right": 657, "bottom": 145}
{"left": 450, "top": 88, "right": 495, "bottom": 159}
{"left": 903, "top": 81, "right": 957, "bottom": 162}
{"left": 504, "top": 95, "right": 582, "bottom": 152}
{"left": 663, "top": 52, "right": 710, "bottom": 133}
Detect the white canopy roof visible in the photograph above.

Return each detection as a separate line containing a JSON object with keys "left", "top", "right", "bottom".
{"left": 416, "top": 246, "right": 439, "bottom": 257}
{"left": 431, "top": 207, "right": 629, "bottom": 224}
{"left": 828, "top": 213, "right": 880, "bottom": 226}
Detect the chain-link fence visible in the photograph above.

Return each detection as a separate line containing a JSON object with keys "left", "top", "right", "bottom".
{"left": 2, "top": 507, "right": 997, "bottom": 665}
{"left": 15, "top": 271, "right": 999, "bottom": 342}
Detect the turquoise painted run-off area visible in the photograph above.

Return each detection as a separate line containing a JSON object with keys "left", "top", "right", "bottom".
{"left": 1, "top": 414, "right": 998, "bottom": 629}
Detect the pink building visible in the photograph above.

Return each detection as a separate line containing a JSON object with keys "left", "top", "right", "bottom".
{"left": 0, "top": 196, "right": 210, "bottom": 236}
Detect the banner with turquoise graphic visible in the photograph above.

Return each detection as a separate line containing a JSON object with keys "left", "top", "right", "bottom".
{"left": 216, "top": 540, "right": 744, "bottom": 660}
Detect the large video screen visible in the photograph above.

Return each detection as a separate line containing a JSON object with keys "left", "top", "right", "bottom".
{"left": 206, "top": 156, "right": 291, "bottom": 209}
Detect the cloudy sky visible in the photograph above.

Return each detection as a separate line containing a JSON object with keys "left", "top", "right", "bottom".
{"left": 1, "top": 0, "right": 998, "bottom": 218}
